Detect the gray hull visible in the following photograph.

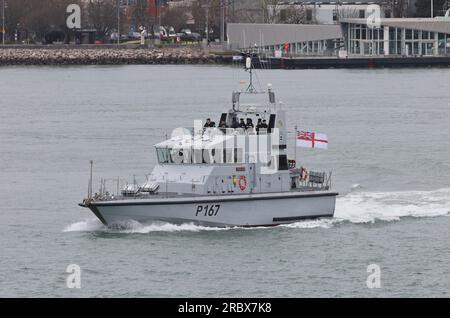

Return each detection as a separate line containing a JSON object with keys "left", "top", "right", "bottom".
{"left": 88, "top": 191, "right": 338, "bottom": 227}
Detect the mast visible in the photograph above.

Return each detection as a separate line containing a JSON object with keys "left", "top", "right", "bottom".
{"left": 294, "top": 125, "right": 298, "bottom": 168}
{"left": 245, "top": 56, "right": 256, "bottom": 93}
{"left": 232, "top": 52, "right": 276, "bottom": 112}
{"left": 88, "top": 160, "right": 93, "bottom": 199}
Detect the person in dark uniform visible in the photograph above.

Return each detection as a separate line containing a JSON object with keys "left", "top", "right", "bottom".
{"left": 258, "top": 119, "right": 268, "bottom": 134}
{"left": 218, "top": 120, "right": 228, "bottom": 133}
{"left": 204, "top": 118, "right": 213, "bottom": 128}
{"left": 239, "top": 118, "right": 247, "bottom": 129}
{"left": 261, "top": 119, "right": 268, "bottom": 128}
{"left": 219, "top": 120, "right": 228, "bottom": 128}
{"left": 231, "top": 117, "right": 239, "bottom": 129}
{"left": 256, "top": 118, "right": 263, "bottom": 134}
{"left": 246, "top": 118, "right": 254, "bottom": 129}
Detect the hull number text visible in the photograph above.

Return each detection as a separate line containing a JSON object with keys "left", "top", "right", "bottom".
{"left": 196, "top": 204, "right": 220, "bottom": 217}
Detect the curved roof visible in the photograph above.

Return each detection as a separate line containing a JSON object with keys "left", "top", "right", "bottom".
{"left": 227, "top": 23, "right": 342, "bottom": 48}
{"left": 340, "top": 18, "right": 450, "bottom": 34}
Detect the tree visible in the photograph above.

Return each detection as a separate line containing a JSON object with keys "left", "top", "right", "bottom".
{"left": 131, "top": 0, "right": 154, "bottom": 31}
{"left": 280, "top": 7, "right": 307, "bottom": 24}
{"left": 86, "top": 0, "right": 125, "bottom": 38}
{"left": 391, "top": 0, "right": 409, "bottom": 17}
{"left": 3, "top": 0, "right": 81, "bottom": 43}
{"left": 161, "top": 6, "right": 189, "bottom": 32}
{"left": 188, "top": 0, "right": 222, "bottom": 38}
{"left": 2, "top": 0, "right": 29, "bottom": 41}
{"left": 415, "top": 0, "right": 447, "bottom": 17}
{"left": 189, "top": 0, "right": 206, "bottom": 33}
{"left": 260, "top": 0, "right": 279, "bottom": 23}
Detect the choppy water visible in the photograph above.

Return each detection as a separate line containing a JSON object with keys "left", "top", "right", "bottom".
{"left": 0, "top": 65, "right": 449, "bottom": 297}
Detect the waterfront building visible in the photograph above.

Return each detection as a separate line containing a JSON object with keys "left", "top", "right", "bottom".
{"left": 269, "top": 1, "right": 393, "bottom": 25}
{"left": 227, "top": 23, "right": 343, "bottom": 56}
{"left": 341, "top": 17, "right": 450, "bottom": 56}
{"left": 227, "top": 15, "right": 450, "bottom": 57}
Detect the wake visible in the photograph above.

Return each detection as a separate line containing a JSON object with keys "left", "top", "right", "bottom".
{"left": 64, "top": 188, "right": 450, "bottom": 233}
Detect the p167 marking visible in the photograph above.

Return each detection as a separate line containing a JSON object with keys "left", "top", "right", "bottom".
{"left": 195, "top": 204, "right": 221, "bottom": 217}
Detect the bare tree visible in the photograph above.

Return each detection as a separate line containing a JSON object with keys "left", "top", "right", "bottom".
{"left": 161, "top": 6, "right": 189, "bottom": 32}
{"left": 414, "top": 0, "right": 447, "bottom": 17}
{"left": 188, "top": 0, "right": 221, "bottom": 37}
{"left": 260, "top": 0, "right": 279, "bottom": 24}
{"left": 281, "top": 6, "right": 307, "bottom": 24}
{"left": 188, "top": 1, "right": 205, "bottom": 33}
{"left": 131, "top": 0, "right": 154, "bottom": 31}
{"left": 3, "top": 0, "right": 29, "bottom": 41}
{"left": 86, "top": 0, "right": 125, "bottom": 38}
{"left": 388, "top": 0, "right": 410, "bottom": 17}
{"left": 8, "top": 0, "right": 80, "bottom": 43}
{"left": 229, "top": 10, "right": 258, "bottom": 23}
{"left": 229, "top": 0, "right": 265, "bottom": 23}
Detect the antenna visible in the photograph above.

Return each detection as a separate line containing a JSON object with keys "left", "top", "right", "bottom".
{"left": 245, "top": 56, "right": 257, "bottom": 93}
{"left": 232, "top": 91, "right": 240, "bottom": 111}
{"left": 268, "top": 83, "right": 275, "bottom": 104}
{"left": 88, "top": 160, "right": 93, "bottom": 199}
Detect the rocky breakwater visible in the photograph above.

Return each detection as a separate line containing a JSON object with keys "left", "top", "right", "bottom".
{"left": 0, "top": 47, "right": 231, "bottom": 66}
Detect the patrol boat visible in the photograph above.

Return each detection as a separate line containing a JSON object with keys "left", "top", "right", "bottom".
{"left": 79, "top": 58, "right": 338, "bottom": 227}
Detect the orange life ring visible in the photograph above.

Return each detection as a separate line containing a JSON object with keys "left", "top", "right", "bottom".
{"left": 238, "top": 176, "right": 247, "bottom": 191}
{"left": 300, "top": 167, "right": 308, "bottom": 181}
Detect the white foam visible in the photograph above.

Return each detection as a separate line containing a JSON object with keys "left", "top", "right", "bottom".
{"left": 271, "top": 188, "right": 450, "bottom": 229}
{"left": 63, "top": 218, "right": 106, "bottom": 232}
{"left": 63, "top": 219, "right": 232, "bottom": 233}
{"left": 334, "top": 188, "right": 450, "bottom": 223}
{"left": 117, "top": 220, "right": 232, "bottom": 233}
{"left": 280, "top": 218, "right": 339, "bottom": 229}
{"left": 64, "top": 188, "right": 450, "bottom": 233}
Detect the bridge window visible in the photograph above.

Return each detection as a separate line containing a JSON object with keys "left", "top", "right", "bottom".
{"left": 156, "top": 148, "right": 171, "bottom": 163}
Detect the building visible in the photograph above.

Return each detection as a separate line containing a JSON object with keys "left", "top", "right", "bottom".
{"left": 341, "top": 17, "right": 450, "bottom": 56}
{"left": 270, "top": 1, "right": 393, "bottom": 25}
{"left": 227, "top": 23, "right": 343, "bottom": 56}
{"left": 227, "top": 0, "right": 399, "bottom": 23}
{"left": 228, "top": 11, "right": 450, "bottom": 58}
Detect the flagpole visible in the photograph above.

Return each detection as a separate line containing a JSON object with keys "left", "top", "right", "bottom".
{"left": 294, "top": 125, "right": 297, "bottom": 168}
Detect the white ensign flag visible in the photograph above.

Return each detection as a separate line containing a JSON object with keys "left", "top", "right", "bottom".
{"left": 296, "top": 131, "right": 328, "bottom": 149}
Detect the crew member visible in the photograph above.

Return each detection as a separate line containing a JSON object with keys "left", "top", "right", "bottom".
{"left": 246, "top": 118, "right": 254, "bottom": 129}
{"left": 231, "top": 117, "right": 239, "bottom": 129}
{"left": 256, "top": 119, "right": 263, "bottom": 134}
{"left": 261, "top": 119, "right": 268, "bottom": 129}
{"left": 239, "top": 118, "right": 247, "bottom": 129}
{"left": 204, "top": 118, "right": 214, "bottom": 128}
{"left": 258, "top": 119, "right": 268, "bottom": 133}
{"left": 219, "top": 120, "right": 228, "bottom": 128}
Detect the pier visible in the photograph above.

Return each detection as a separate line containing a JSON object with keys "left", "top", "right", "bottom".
{"left": 261, "top": 56, "right": 450, "bottom": 69}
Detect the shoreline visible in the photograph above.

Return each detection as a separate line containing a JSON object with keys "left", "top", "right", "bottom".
{"left": 1, "top": 46, "right": 450, "bottom": 68}
{"left": 0, "top": 47, "right": 232, "bottom": 66}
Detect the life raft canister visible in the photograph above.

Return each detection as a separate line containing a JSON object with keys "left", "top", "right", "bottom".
{"left": 300, "top": 167, "right": 308, "bottom": 181}
{"left": 238, "top": 176, "right": 247, "bottom": 191}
